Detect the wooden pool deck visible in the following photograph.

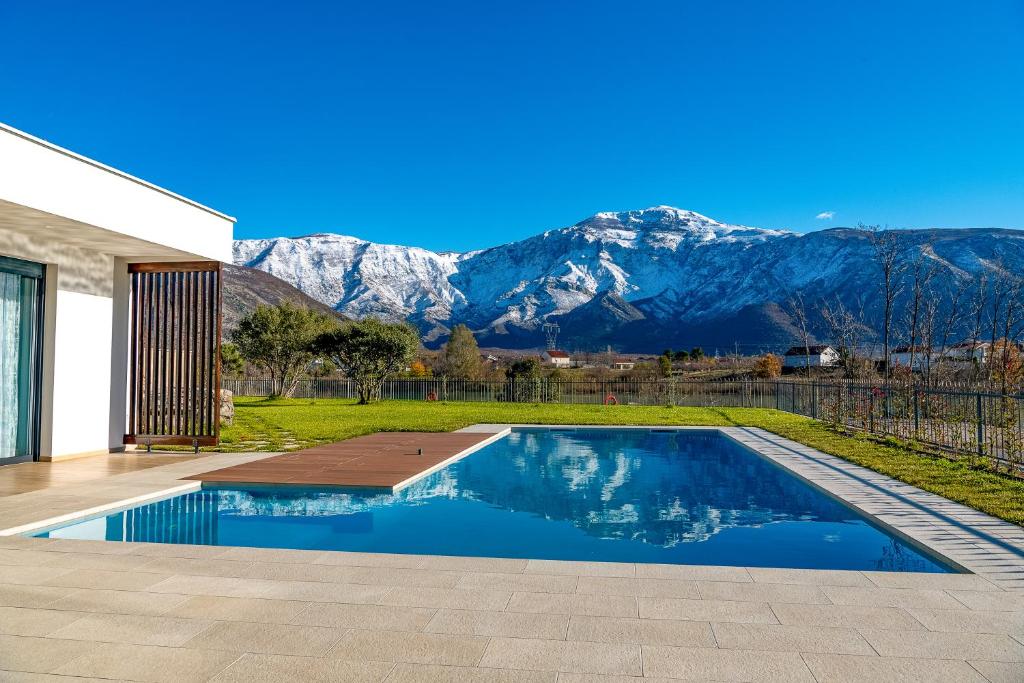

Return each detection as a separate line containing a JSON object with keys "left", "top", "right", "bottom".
{"left": 185, "top": 429, "right": 510, "bottom": 491}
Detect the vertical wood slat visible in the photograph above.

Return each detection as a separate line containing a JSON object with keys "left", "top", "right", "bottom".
{"left": 125, "top": 262, "right": 221, "bottom": 446}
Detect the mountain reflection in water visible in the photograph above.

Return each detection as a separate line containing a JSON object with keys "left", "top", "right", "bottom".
{"left": 41, "top": 429, "right": 954, "bottom": 572}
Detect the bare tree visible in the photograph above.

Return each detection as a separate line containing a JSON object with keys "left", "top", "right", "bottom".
{"left": 935, "top": 276, "right": 968, "bottom": 380}
{"left": 818, "top": 295, "right": 870, "bottom": 379}
{"left": 995, "top": 274, "right": 1023, "bottom": 395}
{"left": 965, "top": 272, "right": 989, "bottom": 382}
{"left": 868, "top": 226, "right": 908, "bottom": 383}
{"left": 783, "top": 291, "right": 813, "bottom": 373}
{"left": 903, "top": 237, "right": 937, "bottom": 375}
{"left": 987, "top": 263, "right": 1013, "bottom": 383}
{"left": 919, "top": 288, "right": 940, "bottom": 385}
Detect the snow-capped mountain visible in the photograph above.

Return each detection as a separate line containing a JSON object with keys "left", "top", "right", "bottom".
{"left": 233, "top": 207, "right": 1024, "bottom": 351}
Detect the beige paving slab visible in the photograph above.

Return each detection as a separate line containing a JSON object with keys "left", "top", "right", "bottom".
{"left": 41, "top": 568, "right": 170, "bottom": 591}
{"left": 292, "top": 602, "right": 436, "bottom": 631}
{"left": 746, "top": 567, "right": 873, "bottom": 587}
{"left": 48, "top": 612, "right": 214, "bottom": 647}
{"left": 130, "top": 542, "right": 233, "bottom": 560}
{"left": 37, "top": 539, "right": 138, "bottom": 556}
{"left": 697, "top": 580, "right": 830, "bottom": 605}
{"left": 312, "top": 550, "right": 427, "bottom": 569}
{"left": 0, "top": 565, "right": 73, "bottom": 586}
{"left": 457, "top": 571, "right": 578, "bottom": 594}
{"left": 0, "top": 584, "right": 76, "bottom": 608}
{"left": 949, "top": 589, "right": 1024, "bottom": 612}
{"left": 145, "top": 573, "right": 246, "bottom": 597}
{"left": 213, "top": 546, "right": 328, "bottom": 564}
{"left": 52, "top": 642, "right": 242, "bottom": 682}
{"left": 575, "top": 576, "right": 699, "bottom": 599}
{"left": 166, "top": 595, "right": 312, "bottom": 623}
{"left": 232, "top": 577, "right": 392, "bottom": 603}
{"left": 0, "top": 671, "right": 111, "bottom": 682}
{"left": 908, "top": 607, "right": 1024, "bottom": 635}
{"left": 425, "top": 608, "right": 568, "bottom": 639}
{"left": 967, "top": 659, "right": 1024, "bottom": 683}
{"left": 42, "top": 551, "right": 155, "bottom": 572}
{"left": 209, "top": 652, "right": 394, "bottom": 683}
{"left": 642, "top": 644, "right": 815, "bottom": 681}
{"left": 712, "top": 622, "right": 875, "bottom": 655}
{"left": 379, "top": 586, "right": 512, "bottom": 611}
{"left": 822, "top": 584, "right": 966, "bottom": 609}
{"left": 190, "top": 575, "right": 393, "bottom": 604}
{"left": 555, "top": 675, "right": 681, "bottom": 683}
{"left": 506, "top": 591, "right": 638, "bottom": 618}
{"left": 0, "top": 548, "right": 74, "bottom": 567}
{"left": 0, "top": 606, "right": 85, "bottom": 637}
{"left": 801, "top": 653, "right": 988, "bottom": 683}
{"left": 769, "top": 602, "right": 924, "bottom": 630}
{"left": 416, "top": 556, "right": 528, "bottom": 573}
{"left": 328, "top": 629, "right": 489, "bottom": 666}
{"left": 45, "top": 587, "right": 190, "bottom": 616}
{"left": 241, "top": 561, "right": 462, "bottom": 587}
{"left": 138, "top": 556, "right": 254, "bottom": 578}
{"left": 567, "top": 615, "right": 715, "bottom": 647}
{"left": 184, "top": 620, "right": 346, "bottom": 656}
{"left": 0, "top": 634, "right": 98, "bottom": 675}
{"left": 639, "top": 596, "right": 778, "bottom": 624}
{"left": 635, "top": 563, "right": 752, "bottom": 582}
{"left": 864, "top": 571, "right": 1002, "bottom": 591}
{"left": 478, "top": 637, "right": 641, "bottom": 676}
{"left": 860, "top": 628, "right": 1024, "bottom": 661}
{"left": 330, "top": 565, "right": 463, "bottom": 588}
{"left": 525, "top": 559, "right": 635, "bottom": 578}
{"left": 386, "top": 663, "right": 556, "bottom": 683}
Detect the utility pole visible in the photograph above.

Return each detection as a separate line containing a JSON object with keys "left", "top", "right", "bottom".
{"left": 543, "top": 322, "right": 560, "bottom": 350}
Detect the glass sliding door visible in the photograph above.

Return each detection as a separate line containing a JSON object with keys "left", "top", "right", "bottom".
{"left": 0, "top": 256, "right": 44, "bottom": 463}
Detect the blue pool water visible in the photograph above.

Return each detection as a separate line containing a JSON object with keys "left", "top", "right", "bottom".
{"left": 37, "top": 429, "right": 954, "bottom": 572}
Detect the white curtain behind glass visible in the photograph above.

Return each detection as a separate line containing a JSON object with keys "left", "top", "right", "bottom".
{"left": 0, "top": 272, "right": 20, "bottom": 459}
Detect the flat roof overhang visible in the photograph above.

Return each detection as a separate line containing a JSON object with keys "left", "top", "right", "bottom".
{"left": 0, "top": 198, "right": 226, "bottom": 263}
{"left": 0, "top": 122, "right": 234, "bottom": 263}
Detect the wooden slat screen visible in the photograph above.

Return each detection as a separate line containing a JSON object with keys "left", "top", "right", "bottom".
{"left": 124, "top": 262, "right": 222, "bottom": 447}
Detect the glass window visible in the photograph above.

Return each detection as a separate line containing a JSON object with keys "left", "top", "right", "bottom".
{"left": 0, "top": 255, "right": 44, "bottom": 463}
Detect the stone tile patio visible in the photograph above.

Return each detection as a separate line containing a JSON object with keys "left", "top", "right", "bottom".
{"left": 0, "top": 429, "right": 1020, "bottom": 681}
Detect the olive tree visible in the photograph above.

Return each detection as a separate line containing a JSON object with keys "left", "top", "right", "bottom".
{"left": 315, "top": 318, "right": 420, "bottom": 404}
{"left": 230, "top": 303, "right": 339, "bottom": 397}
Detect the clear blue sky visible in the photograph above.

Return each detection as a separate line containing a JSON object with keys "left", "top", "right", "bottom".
{"left": 2, "top": 1, "right": 1022, "bottom": 251}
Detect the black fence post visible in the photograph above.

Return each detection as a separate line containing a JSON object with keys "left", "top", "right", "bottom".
{"left": 869, "top": 390, "right": 875, "bottom": 434}
{"left": 913, "top": 388, "right": 920, "bottom": 439}
{"left": 976, "top": 392, "right": 985, "bottom": 457}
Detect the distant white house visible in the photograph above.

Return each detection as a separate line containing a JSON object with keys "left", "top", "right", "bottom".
{"left": 889, "top": 345, "right": 940, "bottom": 371}
{"left": 943, "top": 340, "right": 1022, "bottom": 366}
{"left": 541, "top": 349, "right": 572, "bottom": 368}
{"left": 611, "top": 358, "right": 635, "bottom": 371}
{"left": 782, "top": 345, "right": 840, "bottom": 368}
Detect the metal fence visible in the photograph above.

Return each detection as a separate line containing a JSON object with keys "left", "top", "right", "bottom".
{"left": 223, "top": 377, "right": 1023, "bottom": 473}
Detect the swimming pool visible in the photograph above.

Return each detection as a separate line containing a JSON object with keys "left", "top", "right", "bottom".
{"left": 36, "top": 428, "right": 956, "bottom": 572}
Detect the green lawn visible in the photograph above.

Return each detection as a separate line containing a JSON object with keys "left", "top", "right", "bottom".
{"left": 220, "top": 397, "right": 1024, "bottom": 526}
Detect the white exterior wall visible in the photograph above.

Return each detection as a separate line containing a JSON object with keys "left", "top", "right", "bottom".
{"left": 49, "top": 290, "right": 113, "bottom": 457}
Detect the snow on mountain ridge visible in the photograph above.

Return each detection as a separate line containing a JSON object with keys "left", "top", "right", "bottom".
{"left": 233, "top": 207, "right": 1024, "bottom": 350}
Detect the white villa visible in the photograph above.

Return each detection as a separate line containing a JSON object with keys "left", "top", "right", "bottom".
{"left": 0, "top": 123, "right": 234, "bottom": 464}
{"left": 782, "top": 345, "right": 840, "bottom": 368}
